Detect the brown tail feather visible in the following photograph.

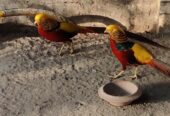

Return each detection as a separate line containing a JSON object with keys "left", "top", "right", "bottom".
{"left": 79, "top": 26, "right": 105, "bottom": 34}
{"left": 148, "top": 59, "right": 170, "bottom": 77}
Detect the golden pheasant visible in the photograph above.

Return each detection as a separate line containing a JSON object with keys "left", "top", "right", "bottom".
{"left": 105, "top": 24, "right": 170, "bottom": 79}
{"left": 34, "top": 13, "right": 103, "bottom": 55}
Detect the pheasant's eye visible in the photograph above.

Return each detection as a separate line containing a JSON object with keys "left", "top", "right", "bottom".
{"left": 34, "top": 21, "right": 38, "bottom": 26}
{"left": 54, "top": 21, "right": 60, "bottom": 29}
{"left": 41, "top": 21, "right": 51, "bottom": 31}
{"left": 44, "top": 23, "right": 50, "bottom": 29}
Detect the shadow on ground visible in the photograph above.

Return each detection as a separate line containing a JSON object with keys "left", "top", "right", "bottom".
{"left": 133, "top": 81, "right": 170, "bottom": 104}
{"left": 0, "top": 22, "right": 39, "bottom": 42}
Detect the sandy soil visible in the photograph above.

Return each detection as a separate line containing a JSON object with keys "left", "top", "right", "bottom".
{"left": 0, "top": 22, "right": 170, "bottom": 116}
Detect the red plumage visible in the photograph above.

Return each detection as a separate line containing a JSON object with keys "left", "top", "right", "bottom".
{"left": 38, "top": 25, "right": 103, "bottom": 43}
{"left": 109, "top": 38, "right": 140, "bottom": 70}
{"left": 38, "top": 25, "right": 75, "bottom": 42}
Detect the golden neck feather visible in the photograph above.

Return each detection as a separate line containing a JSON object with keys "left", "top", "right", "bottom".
{"left": 111, "top": 31, "right": 127, "bottom": 43}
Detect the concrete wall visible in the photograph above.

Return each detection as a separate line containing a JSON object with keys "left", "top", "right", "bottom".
{"left": 159, "top": 0, "right": 170, "bottom": 33}
{"left": 0, "top": 0, "right": 169, "bottom": 33}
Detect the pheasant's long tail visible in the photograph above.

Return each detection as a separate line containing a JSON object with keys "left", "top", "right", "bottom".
{"left": 125, "top": 31, "right": 170, "bottom": 50}
{"left": 79, "top": 26, "right": 105, "bottom": 34}
{"left": 148, "top": 59, "right": 170, "bottom": 77}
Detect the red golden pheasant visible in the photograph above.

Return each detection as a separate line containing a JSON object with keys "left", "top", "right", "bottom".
{"left": 34, "top": 13, "right": 102, "bottom": 55}
{"left": 104, "top": 24, "right": 170, "bottom": 79}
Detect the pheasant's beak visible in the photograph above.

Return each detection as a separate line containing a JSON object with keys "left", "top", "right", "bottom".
{"left": 104, "top": 29, "right": 108, "bottom": 33}
{"left": 0, "top": 11, "right": 5, "bottom": 17}
{"left": 34, "top": 21, "right": 38, "bottom": 26}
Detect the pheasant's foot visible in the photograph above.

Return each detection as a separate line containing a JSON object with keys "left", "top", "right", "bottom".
{"left": 128, "top": 67, "right": 139, "bottom": 80}
{"left": 58, "top": 44, "right": 65, "bottom": 56}
{"left": 113, "top": 70, "right": 125, "bottom": 79}
{"left": 108, "top": 70, "right": 125, "bottom": 81}
{"left": 69, "top": 44, "right": 74, "bottom": 54}
{"left": 66, "top": 42, "right": 74, "bottom": 55}
{"left": 129, "top": 74, "right": 139, "bottom": 80}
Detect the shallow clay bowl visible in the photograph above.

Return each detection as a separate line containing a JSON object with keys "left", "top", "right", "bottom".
{"left": 98, "top": 80, "right": 142, "bottom": 106}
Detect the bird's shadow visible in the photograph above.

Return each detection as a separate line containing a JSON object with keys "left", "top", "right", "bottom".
{"left": 133, "top": 81, "right": 170, "bottom": 104}
{"left": 0, "top": 22, "right": 39, "bottom": 42}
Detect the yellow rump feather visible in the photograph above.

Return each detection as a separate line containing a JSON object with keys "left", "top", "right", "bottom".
{"left": 131, "top": 43, "right": 153, "bottom": 64}
{"left": 60, "top": 22, "right": 81, "bottom": 33}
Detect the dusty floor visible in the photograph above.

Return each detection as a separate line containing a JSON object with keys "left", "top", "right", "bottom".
{"left": 0, "top": 24, "right": 170, "bottom": 116}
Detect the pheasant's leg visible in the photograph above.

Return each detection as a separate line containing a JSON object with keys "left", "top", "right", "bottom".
{"left": 68, "top": 42, "right": 74, "bottom": 54}
{"left": 129, "top": 67, "right": 138, "bottom": 80}
{"left": 58, "top": 44, "right": 65, "bottom": 55}
{"left": 114, "top": 70, "right": 125, "bottom": 79}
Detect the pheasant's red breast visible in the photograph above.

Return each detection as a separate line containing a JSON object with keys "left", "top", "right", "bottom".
{"left": 109, "top": 38, "right": 139, "bottom": 70}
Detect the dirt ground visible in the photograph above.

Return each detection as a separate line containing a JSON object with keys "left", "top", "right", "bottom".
{"left": 0, "top": 22, "right": 170, "bottom": 116}
{"left": 0, "top": 0, "right": 170, "bottom": 115}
